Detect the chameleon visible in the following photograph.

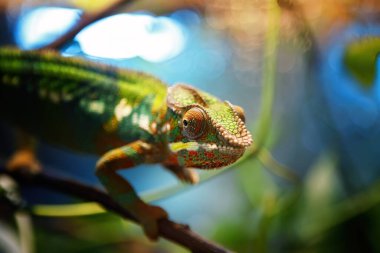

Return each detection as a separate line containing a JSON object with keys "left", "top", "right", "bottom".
{"left": 0, "top": 47, "right": 253, "bottom": 239}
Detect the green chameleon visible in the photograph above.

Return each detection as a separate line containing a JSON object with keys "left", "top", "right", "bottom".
{"left": 0, "top": 48, "right": 252, "bottom": 239}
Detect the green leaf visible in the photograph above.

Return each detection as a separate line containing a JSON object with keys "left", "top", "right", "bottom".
{"left": 344, "top": 37, "right": 380, "bottom": 88}
{"left": 238, "top": 158, "right": 279, "bottom": 208}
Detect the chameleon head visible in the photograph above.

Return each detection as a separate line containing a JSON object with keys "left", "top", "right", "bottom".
{"left": 166, "top": 84, "right": 253, "bottom": 169}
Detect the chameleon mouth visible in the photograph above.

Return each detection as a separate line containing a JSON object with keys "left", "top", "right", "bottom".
{"left": 198, "top": 143, "right": 245, "bottom": 154}
{"left": 169, "top": 141, "right": 246, "bottom": 155}
{"left": 169, "top": 141, "right": 246, "bottom": 169}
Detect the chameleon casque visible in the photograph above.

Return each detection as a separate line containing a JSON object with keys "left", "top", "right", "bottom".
{"left": 0, "top": 48, "right": 252, "bottom": 239}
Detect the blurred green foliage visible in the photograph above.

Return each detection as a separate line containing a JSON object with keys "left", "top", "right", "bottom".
{"left": 2, "top": 0, "right": 380, "bottom": 253}
{"left": 344, "top": 37, "right": 380, "bottom": 88}
{"left": 210, "top": 153, "right": 380, "bottom": 252}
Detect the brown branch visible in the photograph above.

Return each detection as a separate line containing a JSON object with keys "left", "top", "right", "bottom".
{"left": 0, "top": 167, "right": 231, "bottom": 253}
{"left": 38, "top": 0, "right": 135, "bottom": 50}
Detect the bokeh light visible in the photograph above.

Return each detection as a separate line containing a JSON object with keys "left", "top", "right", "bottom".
{"left": 76, "top": 13, "right": 186, "bottom": 62}
{"left": 16, "top": 7, "right": 186, "bottom": 63}
{"left": 16, "top": 7, "right": 81, "bottom": 49}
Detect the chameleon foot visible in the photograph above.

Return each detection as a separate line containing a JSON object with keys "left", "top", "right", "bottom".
{"left": 6, "top": 150, "right": 41, "bottom": 173}
{"left": 178, "top": 168, "right": 199, "bottom": 184}
{"left": 165, "top": 165, "right": 199, "bottom": 184}
{"left": 133, "top": 202, "right": 168, "bottom": 240}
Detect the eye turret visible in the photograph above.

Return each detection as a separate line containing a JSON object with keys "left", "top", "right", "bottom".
{"left": 182, "top": 107, "right": 207, "bottom": 139}
{"left": 233, "top": 105, "right": 245, "bottom": 123}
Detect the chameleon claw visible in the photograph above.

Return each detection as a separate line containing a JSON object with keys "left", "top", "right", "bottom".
{"left": 180, "top": 168, "right": 199, "bottom": 184}
{"left": 134, "top": 202, "right": 168, "bottom": 240}
{"left": 165, "top": 166, "right": 199, "bottom": 184}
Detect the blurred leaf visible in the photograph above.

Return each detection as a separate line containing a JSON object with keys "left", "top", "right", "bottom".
{"left": 258, "top": 148, "right": 299, "bottom": 183}
{"left": 303, "top": 154, "right": 339, "bottom": 208}
{"left": 238, "top": 159, "right": 279, "bottom": 209}
{"left": 254, "top": 0, "right": 280, "bottom": 150}
{"left": 33, "top": 202, "right": 105, "bottom": 217}
{"left": 68, "top": 0, "right": 117, "bottom": 12}
{"left": 0, "top": 221, "right": 22, "bottom": 253}
{"left": 295, "top": 154, "right": 342, "bottom": 240}
{"left": 213, "top": 219, "right": 253, "bottom": 253}
{"left": 344, "top": 37, "right": 380, "bottom": 88}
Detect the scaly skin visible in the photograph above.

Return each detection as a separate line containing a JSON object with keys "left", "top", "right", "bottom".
{"left": 0, "top": 48, "right": 253, "bottom": 239}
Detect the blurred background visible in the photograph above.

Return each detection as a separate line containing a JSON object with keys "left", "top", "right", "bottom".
{"left": 1, "top": 0, "right": 380, "bottom": 252}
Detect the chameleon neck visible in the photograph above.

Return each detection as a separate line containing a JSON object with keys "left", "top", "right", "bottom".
{"left": 0, "top": 48, "right": 168, "bottom": 154}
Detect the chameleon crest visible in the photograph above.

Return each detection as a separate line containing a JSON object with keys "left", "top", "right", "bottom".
{"left": 165, "top": 84, "right": 252, "bottom": 169}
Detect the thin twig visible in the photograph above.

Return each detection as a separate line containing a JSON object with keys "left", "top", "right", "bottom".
{"left": 276, "top": 0, "right": 321, "bottom": 57}
{"left": 38, "top": 0, "right": 135, "bottom": 50}
{"left": 0, "top": 167, "right": 232, "bottom": 253}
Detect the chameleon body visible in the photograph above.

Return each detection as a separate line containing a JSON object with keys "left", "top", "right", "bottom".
{"left": 0, "top": 48, "right": 252, "bottom": 239}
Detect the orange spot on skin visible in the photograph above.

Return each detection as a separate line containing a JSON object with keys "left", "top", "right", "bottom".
{"left": 205, "top": 152, "right": 214, "bottom": 158}
{"left": 164, "top": 153, "right": 179, "bottom": 166}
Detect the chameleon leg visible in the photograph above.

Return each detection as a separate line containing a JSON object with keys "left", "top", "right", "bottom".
{"left": 96, "top": 140, "right": 167, "bottom": 240}
{"left": 6, "top": 130, "right": 41, "bottom": 173}
{"left": 164, "top": 165, "right": 199, "bottom": 184}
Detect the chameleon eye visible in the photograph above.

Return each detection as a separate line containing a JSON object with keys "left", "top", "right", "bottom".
{"left": 182, "top": 107, "right": 207, "bottom": 139}
{"left": 233, "top": 105, "right": 246, "bottom": 123}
